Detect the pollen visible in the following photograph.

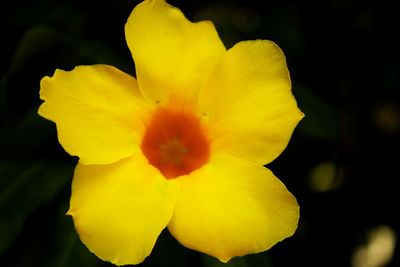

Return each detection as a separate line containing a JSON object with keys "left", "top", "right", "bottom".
{"left": 141, "top": 108, "right": 210, "bottom": 179}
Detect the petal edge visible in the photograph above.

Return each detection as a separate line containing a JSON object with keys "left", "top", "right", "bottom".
{"left": 39, "top": 64, "right": 154, "bottom": 165}
{"left": 168, "top": 155, "right": 299, "bottom": 262}
{"left": 69, "top": 153, "right": 177, "bottom": 265}
{"left": 200, "top": 40, "right": 304, "bottom": 165}
{"left": 125, "top": 0, "right": 226, "bottom": 105}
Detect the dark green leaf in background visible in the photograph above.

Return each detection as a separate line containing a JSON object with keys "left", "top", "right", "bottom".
{"left": 0, "top": 161, "right": 72, "bottom": 254}
{"left": 294, "top": 84, "right": 340, "bottom": 141}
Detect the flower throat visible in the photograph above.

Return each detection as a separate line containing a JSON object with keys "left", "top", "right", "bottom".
{"left": 141, "top": 108, "right": 210, "bottom": 179}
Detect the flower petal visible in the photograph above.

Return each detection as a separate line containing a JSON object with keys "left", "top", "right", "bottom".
{"left": 68, "top": 152, "right": 177, "bottom": 266}
{"left": 199, "top": 40, "right": 304, "bottom": 165}
{"left": 125, "top": 0, "right": 226, "bottom": 105}
{"left": 168, "top": 155, "right": 299, "bottom": 262}
{"left": 39, "top": 64, "right": 154, "bottom": 165}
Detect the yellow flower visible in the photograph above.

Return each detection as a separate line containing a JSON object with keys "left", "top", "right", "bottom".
{"left": 38, "top": 0, "right": 304, "bottom": 265}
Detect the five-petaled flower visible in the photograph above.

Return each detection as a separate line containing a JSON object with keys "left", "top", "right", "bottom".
{"left": 38, "top": 0, "right": 304, "bottom": 265}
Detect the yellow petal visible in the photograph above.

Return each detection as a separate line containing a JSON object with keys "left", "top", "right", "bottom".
{"left": 68, "top": 152, "right": 177, "bottom": 266}
{"left": 199, "top": 40, "right": 304, "bottom": 165}
{"left": 125, "top": 0, "right": 226, "bottom": 105}
{"left": 38, "top": 64, "right": 154, "bottom": 165}
{"left": 168, "top": 155, "right": 299, "bottom": 262}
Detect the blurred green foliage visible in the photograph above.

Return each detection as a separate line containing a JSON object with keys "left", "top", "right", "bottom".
{"left": 1, "top": 0, "right": 399, "bottom": 266}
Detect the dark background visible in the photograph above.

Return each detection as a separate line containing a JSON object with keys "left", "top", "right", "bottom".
{"left": 1, "top": 0, "right": 399, "bottom": 266}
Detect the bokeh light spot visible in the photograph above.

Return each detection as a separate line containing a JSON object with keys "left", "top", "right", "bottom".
{"left": 308, "top": 161, "right": 343, "bottom": 192}
{"left": 352, "top": 225, "right": 397, "bottom": 267}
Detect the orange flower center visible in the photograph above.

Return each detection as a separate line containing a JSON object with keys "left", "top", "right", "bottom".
{"left": 141, "top": 108, "right": 210, "bottom": 179}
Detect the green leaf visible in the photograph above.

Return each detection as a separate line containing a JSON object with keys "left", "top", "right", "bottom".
{"left": 40, "top": 199, "right": 101, "bottom": 267}
{"left": 294, "top": 84, "right": 340, "bottom": 141}
{"left": 202, "top": 255, "right": 249, "bottom": 267}
{"left": 143, "top": 230, "right": 196, "bottom": 267}
{"left": 0, "top": 161, "right": 72, "bottom": 254}
{"left": 6, "top": 25, "right": 62, "bottom": 76}
{"left": 0, "top": 25, "right": 63, "bottom": 124}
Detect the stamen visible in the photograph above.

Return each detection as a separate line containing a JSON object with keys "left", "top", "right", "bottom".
{"left": 160, "top": 138, "right": 187, "bottom": 166}
{"left": 141, "top": 108, "right": 210, "bottom": 179}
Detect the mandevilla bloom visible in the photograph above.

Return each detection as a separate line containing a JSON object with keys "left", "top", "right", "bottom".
{"left": 38, "top": 0, "right": 304, "bottom": 265}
